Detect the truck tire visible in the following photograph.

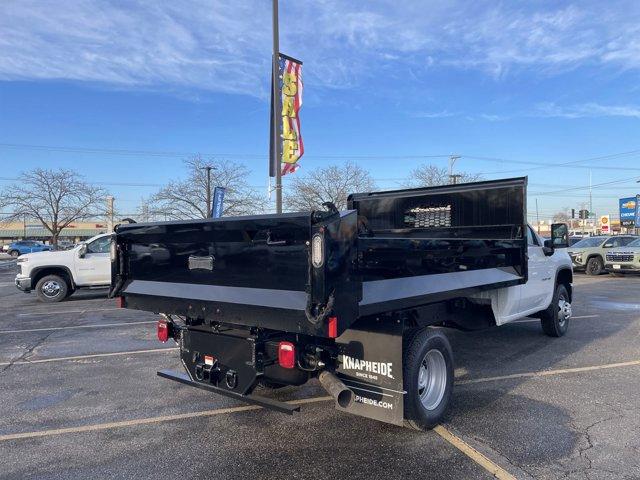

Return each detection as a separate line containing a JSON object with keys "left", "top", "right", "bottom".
{"left": 35, "top": 274, "right": 69, "bottom": 303}
{"left": 540, "top": 284, "right": 571, "bottom": 337}
{"left": 403, "top": 328, "right": 454, "bottom": 431}
{"left": 585, "top": 256, "right": 603, "bottom": 275}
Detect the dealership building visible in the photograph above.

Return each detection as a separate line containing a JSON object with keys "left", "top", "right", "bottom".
{"left": 0, "top": 221, "right": 108, "bottom": 247}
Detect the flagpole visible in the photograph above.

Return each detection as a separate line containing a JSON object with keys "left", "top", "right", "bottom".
{"left": 272, "top": 0, "right": 282, "bottom": 214}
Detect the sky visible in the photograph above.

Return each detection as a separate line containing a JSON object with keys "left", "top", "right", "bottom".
{"left": 1, "top": 0, "right": 640, "bottom": 221}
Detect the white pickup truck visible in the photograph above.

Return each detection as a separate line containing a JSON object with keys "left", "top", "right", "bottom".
{"left": 15, "top": 233, "right": 112, "bottom": 302}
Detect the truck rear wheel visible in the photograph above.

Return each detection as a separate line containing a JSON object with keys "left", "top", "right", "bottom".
{"left": 540, "top": 284, "right": 571, "bottom": 337}
{"left": 35, "top": 274, "right": 69, "bottom": 303}
{"left": 403, "top": 328, "right": 454, "bottom": 431}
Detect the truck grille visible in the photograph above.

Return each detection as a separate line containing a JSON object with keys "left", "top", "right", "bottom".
{"left": 606, "top": 254, "right": 634, "bottom": 262}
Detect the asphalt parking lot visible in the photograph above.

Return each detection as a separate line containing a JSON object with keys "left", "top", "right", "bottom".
{"left": 0, "top": 259, "right": 639, "bottom": 480}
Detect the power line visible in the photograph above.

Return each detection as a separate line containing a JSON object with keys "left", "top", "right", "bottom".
{"left": 472, "top": 150, "right": 640, "bottom": 175}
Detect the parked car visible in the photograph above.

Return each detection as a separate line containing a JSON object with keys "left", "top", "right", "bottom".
{"left": 53, "top": 240, "right": 76, "bottom": 250}
{"left": 604, "top": 238, "right": 640, "bottom": 274}
{"left": 568, "top": 235, "right": 638, "bottom": 275}
{"left": 4, "top": 240, "right": 52, "bottom": 258}
{"left": 14, "top": 233, "right": 111, "bottom": 302}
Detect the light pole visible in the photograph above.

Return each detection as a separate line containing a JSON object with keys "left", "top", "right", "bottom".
{"left": 272, "top": 0, "right": 282, "bottom": 213}
{"left": 200, "top": 166, "right": 215, "bottom": 217}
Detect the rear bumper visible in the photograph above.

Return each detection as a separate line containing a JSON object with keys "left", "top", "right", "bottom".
{"left": 157, "top": 369, "right": 300, "bottom": 414}
{"left": 15, "top": 275, "right": 32, "bottom": 292}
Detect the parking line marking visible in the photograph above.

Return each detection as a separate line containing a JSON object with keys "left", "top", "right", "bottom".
{"left": 18, "top": 308, "right": 121, "bottom": 317}
{"left": 0, "top": 347, "right": 178, "bottom": 366}
{"left": 458, "top": 359, "right": 640, "bottom": 385}
{"left": 0, "top": 321, "right": 157, "bottom": 334}
{"left": 434, "top": 425, "right": 517, "bottom": 480}
{"left": 0, "top": 396, "right": 333, "bottom": 442}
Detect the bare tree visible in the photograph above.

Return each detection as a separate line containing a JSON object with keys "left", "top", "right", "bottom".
{"left": 552, "top": 210, "right": 570, "bottom": 223}
{"left": 284, "top": 162, "right": 376, "bottom": 211}
{"left": 150, "top": 156, "right": 265, "bottom": 219}
{"left": 405, "top": 165, "right": 482, "bottom": 187}
{"left": 1, "top": 169, "right": 108, "bottom": 246}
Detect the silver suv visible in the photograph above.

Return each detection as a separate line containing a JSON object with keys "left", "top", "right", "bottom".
{"left": 567, "top": 235, "right": 638, "bottom": 275}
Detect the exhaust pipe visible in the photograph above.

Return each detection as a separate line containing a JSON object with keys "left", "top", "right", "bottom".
{"left": 318, "top": 371, "right": 354, "bottom": 408}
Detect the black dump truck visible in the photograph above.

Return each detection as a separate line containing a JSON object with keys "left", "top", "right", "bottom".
{"left": 110, "top": 177, "right": 572, "bottom": 430}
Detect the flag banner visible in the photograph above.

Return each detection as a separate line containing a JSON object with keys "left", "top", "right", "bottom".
{"left": 211, "top": 187, "right": 226, "bottom": 218}
{"left": 279, "top": 54, "right": 303, "bottom": 176}
{"left": 269, "top": 53, "right": 304, "bottom": 178}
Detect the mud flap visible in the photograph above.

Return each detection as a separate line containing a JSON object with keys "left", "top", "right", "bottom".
{"left": 334, "top": 317, "right": 404, "bottom": 426}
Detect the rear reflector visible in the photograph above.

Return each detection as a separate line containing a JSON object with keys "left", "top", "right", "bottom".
{"left": 157, "top": 320, "right": 169, "bottom": 343}
{"left": 278, "top": 341, "right": 296, "bottom": 369}
{"left": 328, "top": 316, "right": 338, "bottom": 338}
{"left": 116, "top": 296, "right": 124, "bottom": 308}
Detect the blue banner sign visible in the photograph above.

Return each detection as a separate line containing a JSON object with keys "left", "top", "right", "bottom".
{"left": 636, "top": 195, "right": 640, "bottom": 228}
{"left": 619, "top": 196, "right": 637, "bottom": 227}
{"left": 211, "top": 187, "right": 226, "bottom": 218}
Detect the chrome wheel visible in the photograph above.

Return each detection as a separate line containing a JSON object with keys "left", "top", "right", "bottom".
{"left": 418, "top": 349, "right": 448, "bottom": 411}
{"left": 41, "top": 280, "right": 61, "bottom": 298}
{"left": 558, "top": 295, "right": 572, "bottom": 326}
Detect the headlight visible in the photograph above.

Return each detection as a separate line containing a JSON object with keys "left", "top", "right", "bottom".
{"left": 16, "top": 257, "right": 28, "bottom": 263}
{"left": 311, "top": 234, "right": 324, "bottom": 268}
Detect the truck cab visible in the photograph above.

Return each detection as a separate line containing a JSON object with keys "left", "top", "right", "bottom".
{"left": 15, "top": 233, "right": 112, "bottom": 302}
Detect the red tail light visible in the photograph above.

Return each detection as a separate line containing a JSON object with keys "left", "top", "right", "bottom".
{"left": 157, "top": 319, "right": 169, "bottom": 343}
{"left": 116, "top": 296, "right": 124, "bottom": 308}
{"left": 278, "top": 341, "right": 296, "bottom": 369}
{"left": 328, "top": 316, "right": 338, "bottom": 338}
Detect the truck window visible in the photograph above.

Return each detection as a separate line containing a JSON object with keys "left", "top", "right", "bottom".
{"left": 527, "top": 226, "right": 539, "bottom": 246}
{"left": 87, "top": 236, "right": 111, "bottom": 254}
{"left": 618, "top": 237, "right": 636, "bottom": 246}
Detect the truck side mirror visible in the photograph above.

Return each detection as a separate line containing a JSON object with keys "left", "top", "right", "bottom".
{"left": 551, "top": 223, "right": 569, "bottom": 249}
{"left": 78, "top": 244, "right": 88, "bottom": 258}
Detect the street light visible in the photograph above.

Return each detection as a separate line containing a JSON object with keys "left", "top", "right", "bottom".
{"left": 200, "top": 165, "right": 216, "bottom": 217}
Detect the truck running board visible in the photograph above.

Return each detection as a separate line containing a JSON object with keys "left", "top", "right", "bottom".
{"left": 157, "top": 369, "right": 301, "bottom": 415}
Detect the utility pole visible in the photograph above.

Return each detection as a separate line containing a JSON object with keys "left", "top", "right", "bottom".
{"left": 589, "top": 170, "right": 593, "bottom": 212}
{"left": 272, "top": 0, "right": 282, "bottom": 213}
{"left": 448, "top": 154, "right": 460, "bottom": 184}
{"left": 201, "top": 166, "right": 214, "bottom": 217}
{"left": 536, "top": 198, "right": 540, "bottom": 233}
{"left": 106, "top": 196, "right": 115, "bottom": 232}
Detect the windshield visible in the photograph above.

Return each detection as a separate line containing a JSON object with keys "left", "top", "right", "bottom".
{"left": 571, "top": 237, "right": 604, "bottom": 248}
{"left": 628, "top": 238, "right": 640, "bottom": 247}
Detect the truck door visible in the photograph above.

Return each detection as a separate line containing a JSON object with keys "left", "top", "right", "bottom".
{"left": 74, "top": 236, "right": 112, "bottom": 285}
{"left": 519, "top": 226, "right": 552, "bottom": 313}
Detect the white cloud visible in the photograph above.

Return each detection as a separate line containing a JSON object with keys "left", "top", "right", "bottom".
{"left": 535, "top": 102, "right": 640, "bottom": 119}
{"left": 411, "top": 110, "right": 457, "bottom": 118}
{"left": 1, "top": 1, "right": 639, "bottom": 97}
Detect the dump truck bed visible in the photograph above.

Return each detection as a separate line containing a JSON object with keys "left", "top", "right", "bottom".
{"left": 111, "top": 177, "right": 527, "bottom": 336}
